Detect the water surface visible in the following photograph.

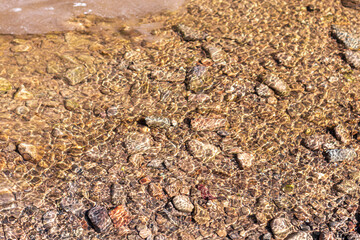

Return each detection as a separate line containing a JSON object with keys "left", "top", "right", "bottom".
{"left": 0, "top": 0, "right": 184, "bottom": 34}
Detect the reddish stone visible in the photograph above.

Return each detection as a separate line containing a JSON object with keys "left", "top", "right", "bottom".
{"left": 109, "top": 205, "right": 131, "bottom": 229}
{"left": 139, "top": 176, "right": 152, "bottom": 185}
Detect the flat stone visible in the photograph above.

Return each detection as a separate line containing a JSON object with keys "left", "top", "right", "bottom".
{"left": 64, "top": 66, "right": 88, "bottom": 86}
{"left": 285, "top": 232, "right": 312, "bottom": 240}
{"left": 302, "top": 135, "right": 336, "bottom": 151}
{"left": 325, "top": 148, "right": 357, "bottom": 162}
{"left": 145, "top": 116, "right": 171, "bottom": 129}
{"left": 174, "top": 24, "right": 207, "bottom": 41}
{"left": 202, "top": 44, "right": 224, "bottom": 63}
{"left": 0, "top": 183, "right": 15, "bottom": 206}
{"left": 15, "top": 106, "right": 29, "bottom": 115}
{"left": 87, "top": 206, "right": 112, "bottom": 233}
{"left": 42, "top": 210, "right": 57, "bottom": 228}
{"left": 64, "top": 99, "right": 80, "bottom": 111}
{"left": 332, "top": 25, "right": 360, "bottom": 50}
{"left": 172, "top": 195, "right": 194, "bottom": 213}
{"left": 125, "top": 132, "right": 151, "bottom": 154}
{"left": 191, "top": 117, "right": 226, "bottom": 131}
{"left": 334, "top": 124, "right": 351, "bottom": 144}
{"left": 0, "top": 77, "right": 12, "bottom": 94}
{"left": 14, "top": 85, "right": 33, "bottom": 100}
{"left": 109, "top": 205, "right": 131, "bottom": 229}
{"left": 185, "top": 65, "right": 210, "bottom": 93}
{"left": 186, "top": 139, "right": 219, "bottom": 161}
{"left": 259, "top": 73, "right": 289, "bottom": 96}
{"left": 334, "top": 179, "right": 358, "bottom": 196}
{"left": 341, "top": 0, "right": 360, "bottom": 10}
{"left": 345, "top": 50, "right": 360, "bottom": 68}
{"left": 17, "top": 143, "right": 40, "bottom": 163}
{"left": 256, "top": 83, "right": 274, "bottom": 97}
{"left": 193, "top": 203, "right": 210, "bottom": 225}
{"left": 270, "top": 217, "right": 292, "bottom": 239}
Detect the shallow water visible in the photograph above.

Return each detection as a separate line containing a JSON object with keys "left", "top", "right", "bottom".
{"left": 0, "top": 0, "right": 184, "bottom": 34}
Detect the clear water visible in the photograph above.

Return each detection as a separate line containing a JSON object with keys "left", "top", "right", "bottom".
{"left": 0, "top": 0, "right": 184, "bottom": 34}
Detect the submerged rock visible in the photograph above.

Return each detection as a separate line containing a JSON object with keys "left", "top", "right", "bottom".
{"left": 345, "top": 50, "right": 360, "bottom": 68}
{"left": 193, "top": 203, "right": 210, "bottom": 225}
{"left": 174, "top": 24, "right": 207, "bottom": 41}
{"left": 341, "top": 0, "right": 360, "bottom": 10}
{"left": 259, "top": 73, "right": 289, "bottom": 96}
{"left": 14, "top": 85, "right": 33, "bottom": 100}
{"left": 270, "top": 217, "right": 292, "bottom": 239}
{"left": 64, "top": 66, "right": 88, "bottom": 86}
{"left": 325, "top": 148, "right": 357, "bottom": 162}
{"left": 172, "top": 195, "right": 194, "bottom": 213}
{"left": 186, "top": 139, "right": 219, "bottom": 161}
{"left": 185, "top": 65, "right": 210, "bottom": 93}
{"left": 17, "top": 143, "right": 40, "bottom": 163}
{"left": 191, "top": 117, "right": 226, "bottom": 131}
{"left": 109, "top": 205, "right": 131, "bottom": 229}
{"left": 145, "top": 116, "right": 171, "bottom": 129}
{"left": 0, "top": 78, "right": 12, "bottom": 94}
{"left": 331, "top": 25, "right": 360, "bottom": 50}
{"left": 87, "top": 206, "right": 112, "bottom": 233}
{"left": 125, "top": 132, "right": 151, "bottom": 154}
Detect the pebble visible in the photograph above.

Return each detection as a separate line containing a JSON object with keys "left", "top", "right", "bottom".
{"left": 191, "top": 117, "right": 226, "bottom": 131}
{"left": 188, "top": 93, "right": 210, "bottom": 103}
{"left": 334, "top": 179, "right": 358, "bottom": 196}
{"left": 259, "top": 73, "right": 289, "bottom": 96}
{"left": 147, "top": 159, "right": 164, "bottom": 169}
{"left": 111, "top": 183, "right": 126, "bottom": 205}
{"left": 186, "top": 139, "right": 219, "bottom": 161}
{"left": 256, "top": 84, "right": 274, "bottom": 97}
{"left": 174, "top": 24, "right": 207, "bottom": 41}
{"left": 333, "top": 124, "right": 350, "bottom": 144}
{"left": 64, "top": 66, "right": 88, "bottom": 86}
{"left": 345, "top": 50, "right": 360, "bottom": 68}
{"left": 186, "top": 65, "right": 209, "bottom": 93}
{"left": 145, "top": 116, "right": 171, "bottom": 129}
{"left": 106, "top": 105, "right": 119, "bottom": 117}
{"left": 15, "top": 106, "right": 29, "bottom": 115}
{"left": 148, "top": 183, "right": 165, "bottom": 199}
{"left": 285, "top": 231, "right": 312, "bottom": 240}
{"left": 236, "top": 152, "right": 254, "bottom": 169}
{"left": 347, "top": 232, "right": 360, "bottom": 240}
{"left": 87, "top": 206, "right": 112, "bottom": 233}
{"left": 0, "top": 77, "right": 12, "bottom": 94}
{"left": 13, "top": 85, "right": 33, "bottom": 100}
{"left": 125, "top": 132, "right": 151, "bottom": 154}
{"left": 302, "top": 135, "right": 335, "bottom": 151}
{"left": 341, "top": 0, "right": 360, "bottom": 10}
{"left": 172, "top": 195, "right": 194, "bottom": 213}
{"left": 202, "top": 44, "right": 224, "bottom": 63}
{"left": 319, "top": 231, "right": 335, "bottom": 240}
{"left": 42, "top": 210, "right": 57, "bottom": 228}
{"left": 17, "top": 143, "right": 40, "bottom": 163}
{"left": 137, "top": 225, "right": 152, "bottom": 239}
{"left": 109, "top": 205, "right": 131, "bottom": 229}
{"left": 325, "top": 148, "right": 357, "bottom": 162}
{"left": 273, "top": 52, "right": 294, "bottom": 68}
{"left": 0, "top": 183, "right": 15, "bottom": 205}
{"left": 64, "top": 99, "right": 80, "bottom": 111}
{"left": 270, "top": 217, "right": 292, "bottom": 239}
{"left": 192, "top": 203, "right": 210, "bottom": 225}
{"left": 128, "top": 154, "right": 144, "bottom": 168}
{"left": 331, "top": 25, "right": 360, "bottom": 50}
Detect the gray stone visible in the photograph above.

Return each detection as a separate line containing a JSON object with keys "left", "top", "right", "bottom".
{"left": 259, "top": 73, "right": 289, "bottom": 96}
{"left": 87, "top": 206, "right": 112, "bottom": 233}
{"left": 270, "top": 217, "right": 292, "bottom": 238}
{"left": 145, "top": 116, "right": 171, "bottom": 129}
{"left": 17, "top": 143, "right": 40, "bottom": 163}
{"left": 332, "top": 25, "right": 360, "bottom": 50}
{"left": 341, "top": 0, "right": 360, "bottom": 11}
{"left": 345, "top": 50, "right": 360, "bottom": 69}
{"left": 174, "top": 24, "right": 207, "bottom": 41}
{"left": 285, "top": 231, "right": 312, "bottom": 240}
{"left": 325, "top": 148, "right": 357, "bottom": 162}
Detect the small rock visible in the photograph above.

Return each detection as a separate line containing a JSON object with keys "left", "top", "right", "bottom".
{"left": 14, "top": 85, "right": 33, "bottom": 100}
{"left": 202, "top": 44, "right": 224, "bottom": 63}
{"left": 128, "top": 154, "right": 144, "bottom": 168}
{"left": 302, "top": 135, "right": 336, "bottom": 151}
{"left": 87, "top": 206, "right": 112, "bottom": 233}
{"left": 319, "top": 231, "right": 335, "bottom": 240}
{"left": 334, "top": 179, "right": 358, "bottom": 196}
{"left": 188, "top": 93, "right": 210, "bottom": 103}
{"left": 64, "top": 66, "right": 88, "bottom": 86}
{"left": 285, "top": 231, "right": 312, "bottom": 240}
{"left": 15, "top": 106, "right": 29, "bottom": 115}
{"left": 64, "top": 99, "right": 80, "bottom": 112}
{"left": 259, "top": 73, "right": 289, "bottom": 96}
{"left": 345, "top": 50, "right": 360, "bottom": 68}
{"left": 11, "top": 44, "right": 31, "bottom": 52}
{"left": 331, "top": 25, "right": 360, "bottom": 50}
{"left": 347, "top": 232, "right": 360, "bottom": 240}
{"left": 42, "top": 210, "right": 57, "bottom": 228}
{"left": 172, "top": 195, "right": 194, "bottom": 213}
{"left": 186, "top": 139, "right": 219, "bottom": 161}
{"left": 124, "top": 132, "right": 151, "bottom": 154}
{"left": 191, "top": 117, "right": 226, "bottom": 131}
{"left": 137, "top": 225, "right": 152, "bottom": 239}
{"left": 185, "top": 65, "right": 210, "bottom": 93}
{"left": 111, "top": 183, "right": 126, "bottom": 205}
{"left": 0, "top": 77, "right": 12, "bottom": 94}
{"left": 341, "top": 0, "right": 360, "bottom": 10}
{"left": 236, "top": 152, "right": 254, "bottom": 168}
{"left": 145, "top": 116, "right": 171, "bottom": 129}
{"left": 325, "top": 148, "right": 357, "bottom": 162}
{"left": 147, "top": 159, "right": 164, "bottom": 169}
{"left": 17, "top": 143, "right": 40, "bottom": 163}
{"left": 334, "top": 124, "right": 351, "bottom": 144}
{"left": 270, "top": 217, "right": 292, "bottom": 239}
{"left": 148, "top": 183, "right": 165, "bottom": 199}
{"left": 106, "top": 106, "right": 119, "bottom": 117}
{"left": 174, "top": 24, "right": 207, "bottom": 41}
{"left": 0, "top": 183, "right": 15, "bottom": 205}
{"left": 193, "top": 203, "right": 210, "bottom": 225}
{"left": 109, "top": 205, "right": 131, "bottom": 229}
{"left": 256, "top": 84, "right": 274, "bottom": 97}
{"left": 273, "top": 52, "right": 295, "bottom": 67}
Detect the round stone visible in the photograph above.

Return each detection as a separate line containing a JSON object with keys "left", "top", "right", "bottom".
{"left": 172, "top": 195, "right": 194, "bottom": 213}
